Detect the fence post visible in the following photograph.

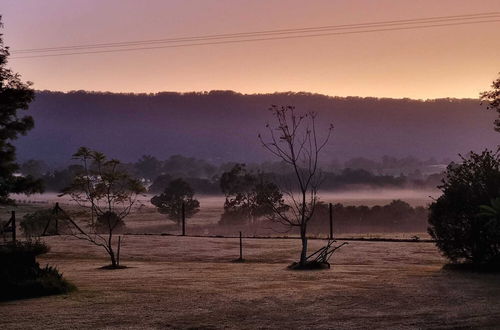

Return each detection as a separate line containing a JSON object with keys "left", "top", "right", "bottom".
{"left": 181, "top": 202, "right": 186, "bottom": 236}
{"left": 54, "top": 202, "right": 59, "bottom": 235}
{"left": 329, "top": 203, "right": 333, "bottom": 240}
{"left": 117, "top": 236, "right": 121, "bottom": 267}
{"left": 11, "top": 211, "right": 16, "bottom": 243}
{"left": 239, "top": 231, "right": 243, "bottom": 261}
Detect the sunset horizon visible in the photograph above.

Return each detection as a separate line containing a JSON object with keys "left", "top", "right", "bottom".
{"left": 3, "top": 0, "right": 500, "bottom": 99}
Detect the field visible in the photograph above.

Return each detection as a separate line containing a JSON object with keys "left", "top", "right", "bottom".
{"left": 2, "top": 235, "right": 500, "bottom": 329}
{"left": 2, "top": 190, "right": 499, "bottom": 329}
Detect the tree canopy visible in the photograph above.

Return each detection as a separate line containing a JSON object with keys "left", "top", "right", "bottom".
{"left": 150, "top": 178, "right": 200, "bottom": 224}
{"left": 428, "top": 149, "right": 500, "bottom": 267}
{"left": 481, "top": 73, "right": 500, "bottom": 132}
{"left": 0, "top": 16, "right": 43, "bottom": 204}
{"left": 219, "top": 164, "right": 286, "bottom": 226}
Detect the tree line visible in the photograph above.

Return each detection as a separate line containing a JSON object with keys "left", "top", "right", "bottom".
{"left": 18, "top": 156, "right": 444, "bottom": 194}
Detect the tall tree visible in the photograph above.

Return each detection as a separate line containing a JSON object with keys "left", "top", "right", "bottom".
{"left": 0, "top": 16, "right": 43, "bottom": 204}
{"left": 481, "top": 73, "right": 500, "bottom": 133}
{"left": 259, "top": 105, "right": 333, "bottom": 267}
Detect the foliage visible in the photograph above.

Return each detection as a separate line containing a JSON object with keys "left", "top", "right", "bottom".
{"left": 0, "top": 240, "right": 50, "bottom": 256}
{"left": 20, "top": 208, "right": 69, "bottom": 238}
{"left": 150, "top": 178, "right": 200, "bottom": 224}
{"left": 62, "top": 147, "right": 146, "bottom": 268}
{"left": 0, "top": 17, "right": 43, "bottom": 204}
{"left": 40, "top": 164, "right": 84, "bottom": 192}
{"left": 219, "top": 164, "right": 286, "bottom": 225}
{"left": 481, "top": 73, "right": 500, "bottom": 132}
{"left": 135, "top": 155, "right": 162, "bottom": 181}
{"left": 95, "top": 211, "right": 126, "bottom": 234}
{"left": 19, "top": 159, "right": 48, "bottom": 179}
{"left": 479, "top": 197, "right": 500, "bottom": 221}
{"left": 0, "top": 241, "right": 74, "bottom": 301}
{"left": 149, "top": 174, "right": 219, "bottom": 194}
{"left": 309, "top": 200, "right": 428, "bottom": 234}
{"left": 428, "top": 149, "right": 500, "bottom": 267}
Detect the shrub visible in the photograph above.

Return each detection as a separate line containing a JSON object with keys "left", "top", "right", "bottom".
{"left": 20, "top": 209, "right": 69, "bottom": 238}
{"left": 0, "top": 241, "right": 75, "bottom": 301}
{"left": 428, "top": 149, "right": 500, "bottom": 268}
{"left": 95, "top": 211, "right": 126, "bottom": 234}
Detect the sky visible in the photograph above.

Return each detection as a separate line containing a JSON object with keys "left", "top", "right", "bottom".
{"left": 2, "top": 0, "right": 500, "bottom": 99}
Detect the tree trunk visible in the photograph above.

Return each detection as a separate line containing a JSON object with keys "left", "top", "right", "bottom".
{"left": 299, "top": 225, "right": 308, "bottom": 266}
{"left": 108, "top": 247, "right": 117, "bottom": 268}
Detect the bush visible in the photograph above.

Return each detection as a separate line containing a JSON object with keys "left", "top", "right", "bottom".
{"left": 20, "top": 209, "right": 69, "bottom": 238}
{"left": 0, "top": 241, "right": 75, "bottom": 301}
{"left": 95, "top": 211, "right": 126, "bottom": 234}
{"left": 428, "top": 150, "right": 500, "bottom": 267}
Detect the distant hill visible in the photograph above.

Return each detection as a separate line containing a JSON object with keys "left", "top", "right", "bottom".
{"left": 15, "top": 90, "right": 498, "bottom": 166}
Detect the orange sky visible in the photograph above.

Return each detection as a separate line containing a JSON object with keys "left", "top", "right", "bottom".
{"left": 2, "top": 0, "right": 500, "bottom": 99}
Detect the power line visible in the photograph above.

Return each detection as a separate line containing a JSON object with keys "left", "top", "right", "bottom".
{"left": 10, "top": 13, "right": 500, "bottom": 59}
{"left": 11, "top": 12, "right": 500, "bottom": 54}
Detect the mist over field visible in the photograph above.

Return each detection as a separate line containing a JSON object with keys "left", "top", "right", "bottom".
{"left": 15, "top": 91, "right": 498, "bottom": 166}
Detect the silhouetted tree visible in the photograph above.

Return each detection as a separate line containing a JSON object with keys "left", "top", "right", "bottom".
{"left": 481, "top": 73, "right": 500, "bottom": 132}
{"left": 428, "top": 150, "right": 500, "bottom": 267}
{"left": 150, "top": 178, "right": 200, "bottom": 225}
{"left": 135, "top": 155, "right": 162, "bottom": 181}
{"left": 62, "top": 147, "right": 146, "bottom": 268}
{"left": 219, "top": 164, "right": 286, "bottom": 225}
{"left": 0, "top": 17, "right": 43, "bottom": 204}
{"left": 19, "top": 160, "right": 48, "bottom": 179}
{"left": 40, "top": 164, "right": 83, "bottom": 192}
{"left": 259, "top": 105, "right": 333, "bottom": 267}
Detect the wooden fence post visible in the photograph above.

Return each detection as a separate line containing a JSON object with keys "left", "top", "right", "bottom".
{"left": 117, "top": 236, "right": 121, "bottom": 267}
{"left": 239, "top": 231, "right": 243, "bottom": 261}
{"left": 54, "top": 202, "right": 59, "bottom": 235}
{"left": 181, "top": 202, "right": 186, "bottom": 236}
{"left": 329, "top": 203, "right": 333, "bottom": 240}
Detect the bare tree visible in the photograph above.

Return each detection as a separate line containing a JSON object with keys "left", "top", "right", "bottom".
{"left": 259, "top": 105, "right": 333, "bottom": 267}
{"left": 61, "top": 147, "right": 146, "bottom": 268}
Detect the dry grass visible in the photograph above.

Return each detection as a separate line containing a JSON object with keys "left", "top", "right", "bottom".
{"left": 1, "top": 235, "right": 500, "bottom": 329}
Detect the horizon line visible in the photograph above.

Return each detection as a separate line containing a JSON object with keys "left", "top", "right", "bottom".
{"left": 33, "top": 88, "right": 481, "bottom": 102}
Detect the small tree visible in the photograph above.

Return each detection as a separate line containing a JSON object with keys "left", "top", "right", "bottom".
{"left": 428, "top": 149, "right": 500, "bottom": 267}
{"left": 219, "top": 164, "right": 286, "bottom": 225}
{"left": 259, "top": 105, "right": 333, "bottom": 267}
{"left": 150, "top": 178, "right": 200, "bottom": 225}
{"left": 480, "top": 73, "right": 500, "bottom": 132}
{"left": 62, "top": 147, "right": 146, "bottom": 268}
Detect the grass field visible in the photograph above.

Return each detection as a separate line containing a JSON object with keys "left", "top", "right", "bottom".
{"left": 1, "top": 234, "right": 500, "bottom": 329}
